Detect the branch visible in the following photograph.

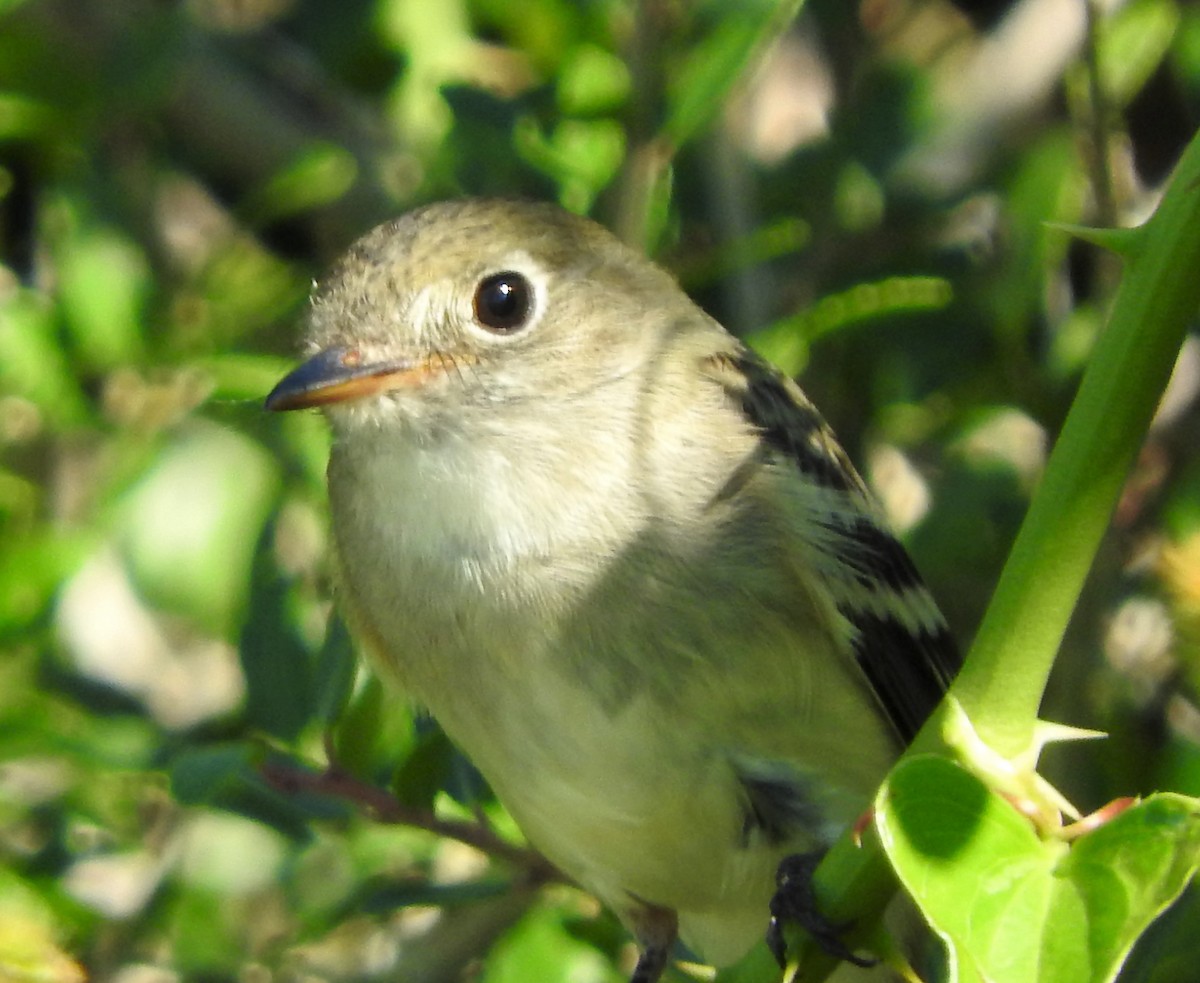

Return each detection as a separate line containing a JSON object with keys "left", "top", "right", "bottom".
{"left": 260, "top": 754, "right": 565, "bottom": 886}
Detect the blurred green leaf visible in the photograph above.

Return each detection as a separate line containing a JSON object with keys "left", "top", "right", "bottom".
{"left": 56, "top": 224, "right": 148, "bottom": 372}
{"left": 664, "top": 0, "right": 803, "bottom": 147}
{"left": 313, "top": 612, "right": 357, "bottom": 726}
{"left": 1175, "top": 7, "right": 1200, "bottom": 94}
{"left": 332, "top": 672, "right": 418, "bottom": 782}
{"left": 239, "top": 549, "right": 315, "bottom": 743}
{"left": 556, "top": 43, "right": 630, "bottom": 116}
{"left": 0, "top": 531, "right": 90, "bottom": 633}
{"left": 676, "top": 216, "right": 810, "bottom": 289}
{"left": 392, "top": 724, "right": 456, "bottom": 812}
{"left": 748, "top": 276, "right": 953, "bottom": 375}
{"left": 118, "top": 422, "right": 280, "bottom": 635}
{"left": 0, "top": 868, "right": 84, "bottom": 983}
{"left": 0, "top": 288, "right": 90, "bottom": 427}
{"left": 665, "top": 14, "right": 759, "bottom": 148}
{"left": 197, "top": 239, "right": 306, "bottom": 347}
{"left": 481, "top": 905, "right": 621, "bottom": 983}
{"left": 515, "top": 116, "right": 625, "bottom": 212}
{"left": 241, "top": 142, "right": 359, "bottom": 226}
{"left": 378, "top": 0, "right": 474, "bottom": 148}
{"left": 1097, "top": 0, "right": 1180, "bottom": 107}
{"left": 472, "top": 0, "right": 578, "bottom": 68}
{"left": 0, "top": 91, "right": 54, "bottom": 139}
{"left": 362, "top": 876, "right": 511, "bottom": 912}
{"left": 834, "top": 161, "right": 885, "bottom": 233}
{"left": 165, "top": 885, "right": 247, "bottom": 975}
{"left": 198, "top": 353, "right": 300, "bottom": 403}
{"left": 170, "top": 744, "right": 321, "bottom": 841}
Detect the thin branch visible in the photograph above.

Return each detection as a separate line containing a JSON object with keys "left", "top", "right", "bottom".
{"left": 259, "top": 754, "right": 565, "bottom": 886}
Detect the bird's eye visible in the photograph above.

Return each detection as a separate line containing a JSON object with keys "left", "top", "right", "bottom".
{"left": 473, "top": 272, "right": 533, "bottom": 333}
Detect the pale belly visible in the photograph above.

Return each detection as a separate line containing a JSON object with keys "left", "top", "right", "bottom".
{"left": 326, "top": 439, "right": 897, "bottom": 966}
{"left": 344, "top": 569, "right": 889, "bottom": 965}
{"left": 412, "top": 640, "right": 795, "bottom": 965}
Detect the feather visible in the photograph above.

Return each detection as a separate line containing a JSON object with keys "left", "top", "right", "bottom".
{"left": 703, "top": 347, "right": 960, "bottom": 743}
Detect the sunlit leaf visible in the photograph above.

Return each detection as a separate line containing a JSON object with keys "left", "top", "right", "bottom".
{"left": 118, "top": 423, "right": 280, "bottom": 635}
{"left": 877, "top": 755, "right": 1200, "bottom": 983}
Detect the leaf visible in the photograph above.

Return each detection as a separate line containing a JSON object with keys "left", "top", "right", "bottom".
{"left": 331, "top": 672, "right": 415, "bottom": 781}
{"left": 361, "top": 877, "right": 512, "bottom": 913}
{"left": 481, "top": 905, "right": 620, "bottom": 983}
{"left": 313, "top": 611, "right": 358, "bottom": 726}
{"left": 238, "top": 527, "right": 315, "bottom": 742}
{"left": 392, "top": 724, "right": 460, "bottom": 812}
{"left": 0, "top": 869, "right": 84, "bottom": 983}
{"left": 56, "top": 223, "right": 148, "bottom": 371}
{"left": 240, "top": 142, "right": 358, "bottom": 226}
{"left": 876, "top": 755, "right": 1200, "bottom": 983}
{"left": 120, "top": 422, "right": 280, "bottom": 635}
{"left": 1098, "top": 0, "right": 1180, "bottom": 108}
{"left": 746, "top": 276, "right": 953, "bottom": 376}
{"left": 170, "top": 743, "right": 340, "bottom": 840}
{"left": 0, "top": 288, "right": 90, "bottom": 427}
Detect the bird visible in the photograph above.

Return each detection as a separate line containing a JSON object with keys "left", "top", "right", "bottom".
{"left": 265, "top": 198, "right": 958, "bottom": 981}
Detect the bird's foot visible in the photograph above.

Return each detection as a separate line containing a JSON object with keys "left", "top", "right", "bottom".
{"left": 766, "top": 851, "right": 876, "bottom": 970}
{"left": 629, "top": 903, "right": 678, "bottom": 983}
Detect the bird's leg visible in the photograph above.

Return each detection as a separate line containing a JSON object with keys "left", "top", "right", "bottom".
{"left": 629, "top": 903, "right": 678, "bottom": 983}
{"left": 767, "top": 852, "right": 876, "bottom": 969}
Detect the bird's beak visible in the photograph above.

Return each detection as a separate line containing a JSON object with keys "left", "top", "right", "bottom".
{"left": 265, "top": 346, "right": 441, "bottom": 411}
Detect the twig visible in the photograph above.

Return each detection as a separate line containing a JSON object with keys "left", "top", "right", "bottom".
{"left": 259, "top": 752, "right": 565, "bottom": 886}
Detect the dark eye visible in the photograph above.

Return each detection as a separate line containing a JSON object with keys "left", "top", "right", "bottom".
{"left": 473, "top": 272, "right": 533, "bottom": 332}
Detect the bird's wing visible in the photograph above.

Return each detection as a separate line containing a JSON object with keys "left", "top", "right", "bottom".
{"left": 700, "top": 348, "right": 959, "bottom": 744}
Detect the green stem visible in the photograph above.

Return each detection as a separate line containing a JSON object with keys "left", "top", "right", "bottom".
{"left": 748, "top": 124, "right": 1200, "bottom": 983}
{"left": 614, "top": 0, "right": 807, "bottom": 250}
{"left": 951, "top": 126, "right": 1200, "bottom": 756}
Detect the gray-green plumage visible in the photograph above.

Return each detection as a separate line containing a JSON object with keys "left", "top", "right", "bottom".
{"left": 266, "top": 199, "right": 957, "bottom": 974}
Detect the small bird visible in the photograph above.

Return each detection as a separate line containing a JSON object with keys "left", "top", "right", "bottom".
{"left": 266, "top": 199, "right": 957, "bottom": 981}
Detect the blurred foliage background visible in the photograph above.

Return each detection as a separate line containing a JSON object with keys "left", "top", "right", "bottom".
{"left": 2, "top": 0, "right": 1200, "bottom": 980}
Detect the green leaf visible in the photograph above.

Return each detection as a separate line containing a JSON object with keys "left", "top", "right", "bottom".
{"left": 664, "top": 14, "right": 760, "bottom": 148}
{"left": 556, "top": 43, "right": 630, "bottom": 116}
{"left": 240, "top": 142, "right": 359, "bottom": 226}
{"left": 1097, "top": 0, "right": 1180, "bottom": 108}
{"left": 313, "top": 612, "right": 357, "bottom": 726}
{"left": 514, "top": 116, "right": 625, "bottom": 213}
{"left": 746, "top": 276, "right": 953, "bottom": 376}
{"left": 169, "top": 744, "right": 331, "bottom": 840}
{"left": 0, "top": 868, "right": 83, "bottom": 983}
{"left": 239, "top": 540, "right": 315, "bottom": 743}
{"left": 876, "top": 755, "right": 1200, "bottom": 983}
{"left": 663, "top": 0, "right": 804, "bottom": 148}
{"left": 119, "top": 422, "right": 280, "bottom": 635}
{"left": 392, "top": 725, "right": 458, "bottom": 812}
{"left": 197, "top": 353, "right": 300, "bottom": 403}
{"left": 0, "top": 287, "right": 90, "bottom": 427}
{"left": 481, "top": 905, "right": 622, "bottom": 983}
{"left": 1045, "top": 222, "right": 1146, "bottom": 257}
{"left": 0, "top": 530, "right": 90, "bottom": 632}
{"left": 0, "top": 91, "right": 55, "bottom": 140}
{"left": 713, "top": 942, "right": 785, "bottom": 983}
{"left": 362, "top": 877, "right": 512, "bottom": 913}
{"left": 56, "top": 224, "right": 148, "bottom": 371}
{"left": 331, "top": 672, "right": 418, "bottom": 782}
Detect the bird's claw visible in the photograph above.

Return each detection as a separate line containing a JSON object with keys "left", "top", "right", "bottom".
{"left": 766, "top": 852, "right": 876, "bottom": 970}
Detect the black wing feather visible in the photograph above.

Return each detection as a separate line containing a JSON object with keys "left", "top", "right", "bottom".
{"left": 708, "top": 348, "right": 960, "bottom": 744}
